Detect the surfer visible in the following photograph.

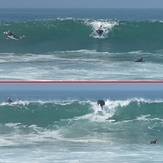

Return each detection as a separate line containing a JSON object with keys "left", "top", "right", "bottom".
{"left": 4, "top": 30, "right": 25, "bottom": 40}
{"left": 149, "top": 139, "right": 158, "bottom": 144}
{"left": 97, "top": 100, "right": 105, "bottom": 110}
{"left": 96, "top": 25, "right": 103, "bottom": 36}
{"left": 5, "top": 97, "right": 13, "bottom": 103}
{"left": 134, "top": 57, "right": 143, "bottom": 62}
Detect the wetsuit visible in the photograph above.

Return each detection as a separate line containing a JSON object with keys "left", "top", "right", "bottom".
{"left": 97, "top": 100, "right": 105, "bottom": 107}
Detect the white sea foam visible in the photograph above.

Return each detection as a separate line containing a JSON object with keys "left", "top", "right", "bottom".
{"left": 85, "top": 20, "right": 118, "bottom": 38}
{"left": 1, "top": 49, "right": 163, "bottom": 80}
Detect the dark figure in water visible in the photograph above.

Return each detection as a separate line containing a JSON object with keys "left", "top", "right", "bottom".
{"left": 5, "top": 97, "right": 13, "bottom": 103}
{"left": 149, "top": 139, "right": 158, "bottom": 144}
{"left": 6, "top": 30, "right": 25, "bottom": 39}
{"left": 97, "top": 100, "right": 105, "bottom": 109}
{"left": 96, "top": 29, "right": 103, "bottom": 35}
{"left": 135, "top": 57, "right": 144, "bottom": 62}
{"left": 96, "top": 25, "right": 103, "bottom": 36}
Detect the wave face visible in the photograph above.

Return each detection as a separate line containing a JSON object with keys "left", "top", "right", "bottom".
{"left": 0, "top": 98, "right": 162, "bottom": 145}
{"left": 1, "top": 9, "right": 163, "bottom": 80}
{"left": 0, "top": 101, "right": 91, "bottom": 126}
{"left": 1, "top": 19, "right": 163, "bottom": 53}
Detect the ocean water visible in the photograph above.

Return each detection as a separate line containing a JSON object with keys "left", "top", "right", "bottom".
{"left": 0, "top": 89, "right": 163, "bottom": 163}
{"left": 1, "top": 8, "right": 163, "bottom": 80}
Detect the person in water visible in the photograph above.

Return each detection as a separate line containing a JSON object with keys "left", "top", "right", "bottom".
{"left": 149, "top": 139, "right": 158, "bottom": 144}
{"left": 97, "top": 100, "right": 105, "bottom": 110}
{"left": 96, "top": 29, "right": 103, "bottom": 35}
{"left": 135, "top": 57, "right": 143, "bottom": 62}
{"left": 5, "top": 97, "right": 13, "bottom": 103}
{"left": 96, "top": 25, "right": 103, "bottom": 35}
{"left": 6, "top": 30, "right": 25, "bottom": 39}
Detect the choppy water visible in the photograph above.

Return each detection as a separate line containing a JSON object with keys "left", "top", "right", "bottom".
{"left": 0, "top": 89, "right": 162, "bottom": 162}
{"left": 1, "top": 9, "right": 163, "bottom": 80}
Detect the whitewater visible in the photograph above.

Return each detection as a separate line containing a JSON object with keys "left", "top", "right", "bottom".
{"left": 0, "top": 89, "right": 163, "bottom": 163}
{"left": 1, "top": 8, "right": 163, "bottom": 80}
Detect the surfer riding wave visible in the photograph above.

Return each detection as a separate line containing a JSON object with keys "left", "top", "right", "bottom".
{"left": 96, "top": 25, "right": 103, "bottom": 37}
{"left": 97, "top": 100, "right": 105, "bottom": 110}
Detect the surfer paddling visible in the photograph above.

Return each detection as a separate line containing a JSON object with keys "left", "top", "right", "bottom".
{"left": 134, "top": 57, "right": 144, "bottom": 62}
{"left": 149, "top": 139, "right": 158, "bottom": 144}
{"left": 4, "top": 30, "right": 25, "bottom": 40}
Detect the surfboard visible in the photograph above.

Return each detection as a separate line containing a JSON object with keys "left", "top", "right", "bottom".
{"left": 96, "top": 109, "right": 103, "bottom": 115}
{"left": 98, "top": 33, "right": 103, "bottom": 37}
{"left": 7, "top": 35, "right": 19, "bottom": 40}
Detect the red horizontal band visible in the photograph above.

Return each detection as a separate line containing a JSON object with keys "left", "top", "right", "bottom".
{"left": 0, "top": 80, "right": 163, "bottom": 84}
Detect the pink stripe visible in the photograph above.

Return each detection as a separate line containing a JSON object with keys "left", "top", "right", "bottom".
{"left": 0, "top": 80, "right": 163, "bottom": 84}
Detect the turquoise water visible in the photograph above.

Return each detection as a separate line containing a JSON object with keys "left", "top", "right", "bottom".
{"left": 0, "top": 89, "right": 162, "bottom": 162}
{"left": 0, "top": 9, "right": 163, "bottom": 80}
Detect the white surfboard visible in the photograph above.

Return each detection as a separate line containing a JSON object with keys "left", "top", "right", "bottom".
{"left": 7, "top": 35, "right": 19, "bottom": 40}
{"left": 96, "top": 109, "right": 103, "bottom": 115}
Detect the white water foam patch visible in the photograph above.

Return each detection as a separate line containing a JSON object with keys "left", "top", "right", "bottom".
{"left": 70, "top": 107, "right": 108, "bottom": 123}
{"left": 137, "top": 114, "right": 151, "bottom": 121}
{"left": 51, "top": 49, "right": 110, "bottom": 60}
{"left": 82, "top": 100, "right": 118, "bottom": 122}
{"left": 1, "top": 50, "right": 163, "bottom": 80}
{"left": 132, "top": 98, "right": 163, "bottom": 104}
{"left": 0, "top": 52, "right": 106, "bottom": 80}
{"left": 0, "top": 123, "right": 62, "bottom": 147}
{"left": 0, "top": 100, "right": 58, "bottom": 108}
{"left": 1, "top": 100, "right": 43, "bottom": 106}
{"left": 0, "top": 53, "right": 60, "bottom": 63}
{"left": 87, "top": 98, "right": 163, "bottom": 122}
{"left": 104, "top": 99, "right": 131, "bottom": 116}
{"left": 1, "top": 100, "right": 30, "bottom": 107}
{"left": 137, "top": 115, "right": 163, "bottom": 126}
{"left": 1, "top": 99, "right": 85, "bottom": 106}
{"left": 51, "top": 49, "right": 163, "bottom": 65}
{"left": 85, "top": 20, "right": 118, "bottom": 38}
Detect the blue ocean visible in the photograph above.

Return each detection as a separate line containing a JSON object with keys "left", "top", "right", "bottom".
{"left": 1, "top": 8, "right": 163, "bottom": 80}
{"left": 0, "top": 89, "right": 162, "bottom": 162}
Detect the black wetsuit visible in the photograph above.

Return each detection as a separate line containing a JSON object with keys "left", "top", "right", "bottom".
{"left": 96, "top": 29, "right": 103, "bottom": 35}
{"left": 5, "top": 99, "right": 13, "bottom": 103}
{"left": 149, "top": 139, "right": 158, "bottom": 144}
{"left": 97, "top": 100, "right": 105, "bottom": 107}
{"left": 7, "top": 31, "right": 20, "bottom": 39}
{"left": 135, "top": 58, "right": 143, "bottom": 62}
{"left": 7, "top": 31, "right": 14, "bottom": 36}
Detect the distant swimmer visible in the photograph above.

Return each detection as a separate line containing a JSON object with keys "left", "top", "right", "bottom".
{"left": 96, "top": 25, "right": 103, "bottom": 37}
{"left": 4, "top": 30, "right": 25, "bottom": 40}
{"left": 134, "top": 57, "right": 144, "bottom": 62}
{"left": 5, "top": 97, "right": 13, "bottom": 103}
{"left": 97, "top": 100, "right": 105, "bottom": 110}
{"left": 149, "top": 139, "right": 158, "bottom": 144}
